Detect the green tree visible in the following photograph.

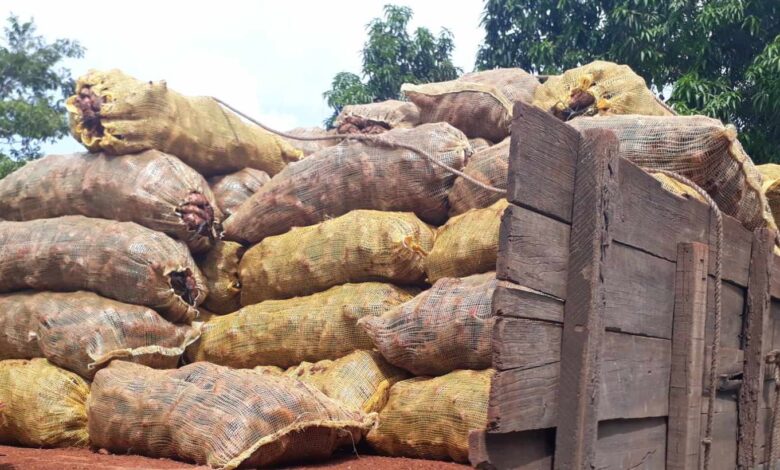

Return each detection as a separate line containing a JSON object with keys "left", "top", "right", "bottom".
{"left": 476, "top": 0, "right": 780, "bottom": 163}
{"left": 322, "top": 5, "right": 460, "bottom": 127}
{"left": 0, "top": 15, "right": 84, "bottom": 178}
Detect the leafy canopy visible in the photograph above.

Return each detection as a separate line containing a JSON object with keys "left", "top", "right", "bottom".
{"left": 0, "top": 14, "right": 83, "bottom": 178}
{"left": 322, "top": 5, "right": 460, "bottom": 127}
{"left": 477, "top": 0, "right": 780, "bottom": 163}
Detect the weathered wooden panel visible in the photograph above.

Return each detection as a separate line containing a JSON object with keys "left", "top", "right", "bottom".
{"left": 772, "top": 255, "right": 780, "bottom": 300}
{"left": 667, "top": 243, "right": 708, "bottom": 470}
{"left": 497, "top": 203, "right": 570, "bottom": 299}
{"left": 493, "top": 317, "right": 561, "bottom": 371}
{"left": 701, "top": 394, "right": 739, "bottom": 470}
{"left": 509, "top": 102, "right": 578, "bottom": 223}
{"left": 469, "top": 429, "right": 555, "bottom": 470}
{"left": 488, "top": 362, "right": 560, "bottom": 433}
{"left": 705, "top": 279, "right": 746, "bottom": 351}
{"left": 492, "top": 280, "right": 564, "bottom": 323}
{"left": 596, "top": 418, "right": 667, "bottom": 470}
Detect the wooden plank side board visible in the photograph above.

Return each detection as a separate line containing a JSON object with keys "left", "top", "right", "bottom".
{"left": 596, "top": 418, "right": 667, "bottom": 470}
{"left": 666, "top": 243, "right": 709, "bottom": 470}
{"left": 701, "top": 394, "right": 740, "bottom": 470}
{"left": 705, "top": 279, "right": 746, "bottom": 351}
{"left": 509, "top": 102, "right": 579, "bottom": 223}
{"left": 492, "top": 280, "right": 564, "bottom": 323}
{"left": 773, "top": 255, "right": 780, "bottom": 300}
{"left": 469, "top": 429, "right": 555, "bottom": 470}
{"left": 493, "top": 317, "right": 561, "bottom": 371}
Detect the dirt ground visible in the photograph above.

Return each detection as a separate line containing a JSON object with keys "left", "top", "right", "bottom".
{"left": 0, "top": 445, "right": 469, "bottom": 469}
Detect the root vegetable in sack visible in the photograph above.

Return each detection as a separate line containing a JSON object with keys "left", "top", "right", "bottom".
{"left": 0, "top": 216, "right": 206, "bottom": 323}
{"left": 207, "top": 168, "right": 270, "bottom": 216}
{"left": 223, "top": 123, "right": 470, "bottom": 244}
{"left": 66, "top": 69, "right": 302, "bottom": 176}
{"left": 88, "top": 361, "right": 374, "bottom": 469}
{"left": 0, "top": 151, "right": 222, "bottom": 253}
{"left": 449, "top": 138, "right": 509, "bottom": 214}
{"left": 196, "top": 241, "right": 244, "bottom": 314}
{"left": 334, "top": 100, "right": 420, "bottom": 134}
{"left": 239, "top": 210, "right": 434, "bottom": 304}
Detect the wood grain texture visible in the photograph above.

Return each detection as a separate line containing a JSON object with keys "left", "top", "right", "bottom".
{"left": 554, "top": 128, "right": 619, "bottom": 470}
{"left": 667, "top": 243, "right": 709, "bottom": 470}
{"left": 705, "top": 279, "right": 745, "bottom": 350}
{"left": 701, "top": 394, "right": 739, "bottom": 470}
{"left": 508, "top": 102, "right": 579, "bottom": 223}
{"left": 596, "top": 418, "right": 667, "bottom": 470}
{"left": 492, "top": 280, "right": 564, "bottom": 323}
{"left": 772, "top": 255, "right": 780, "bottom": 300}
{"left": 493, "top": 317, "right": 561, "bottom": 371}
{"left": 468, "top": 429, "right": 554, "bottom": 470}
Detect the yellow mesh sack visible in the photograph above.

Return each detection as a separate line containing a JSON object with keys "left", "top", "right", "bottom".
{"left": 66, "top": 69, "right": 302, "bottom": 176}
{"left": 189, "top": 283, "right": 414, "bottom": 369}
{"left": 283, "top": 127, "right": 341, "bottom": 157}
{"left": 88, "top": 361, "right": 374, "bottom": 469}
{"left": 335, "top": 100, "right": 420, "bottom": 132}
{"left": 0, "top": 216, "right": 206, "bottom": 323}
{"left": 208, "top": 168, "right": 270, "bottom": 217}
{"left": 649, "top": 172, "right": 705, "bottom": 202}
{"left": 402, "top": 68, "right": 540, "bottom": 142}
{"left": 197, "top": 241, "right": 245, "bottom": 314}
{"left": 367, "top": 369, "right": 494, "bottom": 462}
{"left": 0, "top": 291, "right": 198, "bottom": 379}
{"left": 239, "top": 210, "right": 434, "bottom": 304}
{"left": 360, "top": 272, "right": 496, "bottom": 376}
{"left": 569, "top": 115, "right": 775, "bottom": 231}
{"left": 426, "top": 199, "right": 508, "bottom": 283}
{"left": 533, "top": 60, "right": 673, "bottom": 119}
{"left": 285, "top": 350, "right": 409, "bottom": 414}
{"left": 449, "top": 138, "right": 510, "bottom": 215}
{"left": 0, "top": 150, "right": 222, "bottom": 254}
{"left": 758, "top": 164, "right": 780, "bottom": 225}
{"left": 223, "top": 122, "right": 470, "bottom": 244}
{"left": 0, "top": 358, "right": 89, "bottom": 447}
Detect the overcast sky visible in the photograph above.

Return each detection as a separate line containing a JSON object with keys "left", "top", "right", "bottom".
{"left": 3, "top": 0, "right": 486, "bottom": 155}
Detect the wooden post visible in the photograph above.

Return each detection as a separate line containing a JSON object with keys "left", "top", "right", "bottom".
{"left": 553, "top": 129, "right": 619, "bottom": 469}
{"left": 666, "top": 242, "right": 709, "bottom": 470}
{"left": 738, "top": 228, "right": 775, "bottom": 468}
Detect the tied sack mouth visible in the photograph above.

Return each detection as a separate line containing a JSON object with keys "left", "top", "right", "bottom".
{"left": 74, "top": 86, "right": 105, "bottom": 137}
{"left": 177, "top": 192, "right": 218, "bottom": 240}
{"left": 169, "top": 269, "right": 199, "bottom": 306}
{"left": 552, "top": 88, "right": 597, "bottom": 121}
{"left": 337, "top": 115, "right": 391, "bottom": 135}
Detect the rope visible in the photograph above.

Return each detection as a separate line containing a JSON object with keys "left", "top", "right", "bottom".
{"left": 649, "top": 169, "right": 722, "bottom": 470}
{"left": 209, "top": 97, "right": 507, "bottom": 195}
{"left": 766, "top": 350, "right": 780, "bottom": 465}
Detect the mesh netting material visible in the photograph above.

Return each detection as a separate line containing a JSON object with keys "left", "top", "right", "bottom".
{"left": 223, "top": 123, "right": 470, "bottom": 244}
{"left": 335, "top": 100, "right": 420, "bottom": 129}
{"left": 196, "top": 241, "right": 245, "bottom": 314}
{"left": 66, "top": 69, "right": 302, "bottom": 176}
{"left": 88, "top": 361, "right": 374, "bottom": 469}
{"left": 208, "top": 168, "right": 270, "bottom": 217}
{"left": 283, "top": 127, "right": 341, "bottom": 157}
{"left": 758, "top": 164, "right": 780, "bottom": 226}
{"left": 360, "top": 272, "right": 496, "bottom": 376}
{"left": 467, "top": 138, "right": 493, "bottom": 153}
{"left": 426, "top": 199, "right": 507, "bottom": 283}
{"left": 402, "top": 68, "right": 540, "bottom": 142}
{"left": 0, "top": 358, "right": 89, "bottom": 448}
{"left": 449, "top": 138, "right": 510, "bottom": 215}
{"left": 0, "top": 291, "right": 198, "bottom": 379}
{"left": 284, "top": 350, "right": 410, "bottom": 414}
{"left": 188, "top": 283, "right": 414, "bottom": 369}
{"left": 367, "top": 369, "right": 494, "bottom": 462}
{"left": 0, "top": 216, "right": 206, "bottom": 323}
{"left": 569, "top": 115, "right": 775, "bottom": 231}
{"left": 650, "top": 172, "right": 706, "bottom": 202}
{"left": 239, "top": 210, "right": 434, "bottom": 305}
{"left": 0, "top": 150, "right": 222, "bottom": 253}
{"left": 532, "top": 61, "right": 673, "bottom": 119}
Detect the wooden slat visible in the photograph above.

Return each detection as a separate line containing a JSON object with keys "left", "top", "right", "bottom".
{"left": 497, "top": 203, "right": 570, "bottom": 299}
{"left": 554, "top": 128, "right": 619, "bottom": 470}
{"left": 705, "top": 279, "right": 746, "bottom": 350}
{"left": 772, "top": 255, "right": 780, "bottom": 300}
{"left": 492, "top": 280, "right": 564, "bottom": 323}
{"left": 701, "top": 394, "right": 739, "bottom": 470}
{"left": 596, "top": 418, "right": 667, "bottom": 470}
{"left": 468, "top": 429, "right": 554, "bottom": 470}
{"left": 493, "top": 317, "right": 561, "bottom": 371}
{"left": 666, "top": 242, "right": 709, "bottom": 470}
{"left": 509, "top": 102, "right": 579, "bottom": 223}
{"left": 738, "top": 228, "right": 776, "bottom": 468}
{"left": 488, "top": 362, "right": 560, "bottom": 432}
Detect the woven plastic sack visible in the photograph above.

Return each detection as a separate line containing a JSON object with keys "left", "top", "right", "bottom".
{"left": 284, "top": 127, "right": 341, "bottom": 157}
{"left": 66, "top": 69, "right": 302, "bottom": 176}
{"left": 189, "top": 283, "right": 414, "bottom": 369}
{"left": 367, "top": 369, "right": 494, "bottom": 462}
{"left": 361, "top": 272, "right": 496, "bottom": 376}
{"left": 0, "top": 216, "right": 206, "bottom": 323}
{"left": 208, "top": 168, "right": 270, "bottom": 217}
{"left": 286, "top": 350, "right": 409, "bottom": 414}
{"left": 402, "top": 69, "right": 540, "bottom": 142}
{"left": 223, "top": 123, "right": 470, "bottom": 244}
{"left": 0, "top": 150, "right": 222, "bottom": 253}
{"left": 468, "top": 138, "right": 493, "bottom": 152}
{"left": 569, "top": 115, "right": 774, "bottom": 231}
{"left": 335, "top": 100, "right": 420, "bottom": 133}
{"left": 89, "top": 361, "right": 374, "bottom": 469}
{"left": 427, "top": 199, "right": 508, "bottom": 283}
{"left": 650, "top": 172, "right": 705, "bottom": 202}
{"left": 758, "top": 164, "right": 780, "bottom": 225}
{"left": 196, "top": 241, "right": 245, "bottom": 314}
{"left": 240, "top": 210, "right": 434, "bottom": 304}
{"left": 0, "top": 291, "right": 198, "bottom": 378}
{"left": 449, "top": 138, "right": 509, "bottom": 214}
{"left": 0, "top": 358, "right": 89, "bottom": 447}
{"left": 533, "top": 61, "right": 673, "bottom": 120}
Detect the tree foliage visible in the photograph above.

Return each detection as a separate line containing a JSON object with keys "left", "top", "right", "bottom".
{"left": 477, "top": 0, "right": 780, "bottom": 163}
{"left": 0, "top": 15, "right": 83, "bottom": 178}
{"left": 322, "top": 5, "right": 460, "bottom": 127}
